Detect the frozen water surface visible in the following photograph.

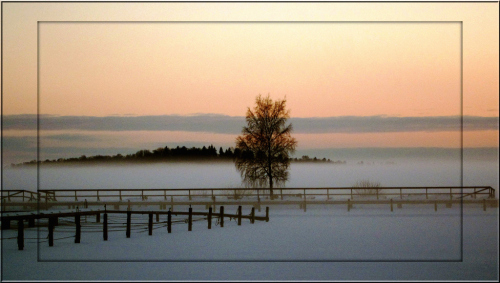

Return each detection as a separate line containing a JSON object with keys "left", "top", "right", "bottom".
{"left": 1, "top": 160, "right": 498, "bottom": 280}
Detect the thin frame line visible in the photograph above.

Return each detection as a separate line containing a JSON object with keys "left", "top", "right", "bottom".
{"left": 36, "top": 20, "right": 465, "bottom": 263}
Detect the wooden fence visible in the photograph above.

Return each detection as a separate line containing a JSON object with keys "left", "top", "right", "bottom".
{"left": 1, "top": 186, "right": 496, "bottom": 204}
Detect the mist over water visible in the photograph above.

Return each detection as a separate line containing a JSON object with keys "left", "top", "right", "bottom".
{"left": 2, "top": 159, "right": 498, "bottom": 195}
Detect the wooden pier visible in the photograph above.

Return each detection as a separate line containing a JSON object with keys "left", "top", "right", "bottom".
{"left": 0, "top": 205, "right": 270, "bottom": 250}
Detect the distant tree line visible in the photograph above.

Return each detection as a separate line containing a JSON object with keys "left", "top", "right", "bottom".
{"left": 12, "top": 145, "right": 344, "bottom": 167}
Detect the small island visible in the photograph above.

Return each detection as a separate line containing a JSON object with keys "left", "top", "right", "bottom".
{"left": 11, "top": 145, "right": 346, "bottom": 167}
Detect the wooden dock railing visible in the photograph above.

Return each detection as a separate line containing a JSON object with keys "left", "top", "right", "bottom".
{"left": 2, "top": 186, "right": 494, "bottom": 203}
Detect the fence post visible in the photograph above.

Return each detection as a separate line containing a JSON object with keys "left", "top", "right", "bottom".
{"left": 48, "top": 217, "right": 54, "bottom": 246}
{"left": 97, "top": 191, "right": 100, "bottom": 201}
{"left": 170, "top": 196, "right": 174, "bottom": 211}
{"left": 220, "top": 206, "right": 224, "bottom": 227}
{"left": 400, "top": 188, "right": 402, "bottom": 200}
{"left": 126, "top": 211, "right": 131, "bottom": 238}
{"left": 156, "top": 213, "right": 159, "bottom": 222}
{"left": 75, "top": 213, "right": 81, "bottom": 243}
{"left": 327, "top": 189, "right": 329, "bottom": 200}
{"left": 85, "top": 199, "right": 88, "bottom": 209}
{"left": 128, "top": 200, "right": 131, "bottom": 211}
{"left": 17, "top": 219, "right": 24, "bottom": 250}
{"left": 238, "top": 206, "right": 242, "bottom": 226}
{"left": 208, "top": 207, "right": 212, "bottom": 229}
{"left": 120, "top": 190, "right": 122, "bottom": 201}
{"left": 390, "top": 199, "right": 393, "bottom": 212}
{"left": 351, "top": 188, "right": 353, "bottom": 199}
{"left": 376, "top": 189, "right": 379, "bottom": 200}
{"left": 449, "top": 188, "right": 452, "bottom": 200}
{"left": 164, "top": 190, "right": 166, "bottom": 201}
{"left": 251, "top": 207, "right": 255, "bottom": 224}
{"left": 434, "top": 201, "right": 437, "bottom": 212}
{"left": 75, "top": 191, "right": 77, "bottom": 201}
{"left": 347, "top": 199, "right": 350, "bottom": 212}
{"left": 426, "top": 188, "right": 428, "bottom": 199}
{"left": 189, "top": 190, "right": 192, "bottom": 201}
{"left": 188, "top": 207, "right": 192, "bottom": 231}
{"left": 103, "top": 213, "right": 108, "bottom": 241}
{"left": 167, "top": 210, "right": 172, "bottom": 233}
{"left": 96, "top": 212, "right": 100, "bottom": 223}
{"left": 148, "top": 213, "right": 153, "bottom": 236}
{"left": 265, "top": 206, "right": 269, "bottom": 222}
{"left": 281, "top": 189, "right": 283, "bottom": 200}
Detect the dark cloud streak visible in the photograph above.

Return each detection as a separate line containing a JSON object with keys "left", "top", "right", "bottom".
{"left": 3, "top": 114, "right": 498, "bottom": 134}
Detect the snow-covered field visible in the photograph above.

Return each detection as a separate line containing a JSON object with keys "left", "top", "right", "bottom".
{"left": 1, "top": 161, "right": 498, "bottom": 280}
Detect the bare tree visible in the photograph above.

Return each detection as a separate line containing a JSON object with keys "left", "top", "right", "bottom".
{"left": 235, "top": 94, "right": 298, "bottom": 198}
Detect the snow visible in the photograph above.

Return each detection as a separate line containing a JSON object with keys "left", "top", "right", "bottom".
{"left": 1, "top": 204, "right": 498, "bottom": 280}
{"left": 1, "top": 161, "right": 498, "bottom": 280}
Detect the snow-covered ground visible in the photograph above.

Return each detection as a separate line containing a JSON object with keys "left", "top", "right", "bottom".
{"left": 1, "top": 204, "right": 498, "bottom": 280}
{"left": 1, "top": 161, "right": 498, "bottom": 280}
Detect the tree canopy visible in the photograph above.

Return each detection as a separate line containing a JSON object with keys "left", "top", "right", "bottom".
{"left": 235, "top": 94, "right": 298, "bottom": 197}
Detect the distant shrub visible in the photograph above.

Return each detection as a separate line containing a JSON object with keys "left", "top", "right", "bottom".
{"left": 352, "top": 179, "right": 383, "bottom": 197}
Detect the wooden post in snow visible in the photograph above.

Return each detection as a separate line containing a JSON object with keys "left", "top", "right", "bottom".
{"left": 208, "top": 207, "right": 212, "bottom": 229}
{"left": 17, "top": 219, "right": 24, "bottom": 250}
{"left": 188, "top": 207, "right": 193, "bottom": 231}
{"left": 265, "top": 206, "right": 269, "bottom": 222}
{"left": 220, "top": 206, "right": 224, "bottom": 227}
{"left": 251, "top": 207, "right": 255, "bottom": 224}
{"left": 167, "top": 210, "right": 172, "bottom": 233}
{"left": 148, "top": 213, "right": 153, "bottom": 236}
{"left": 126, "top": 211, "right": 131, "bottom": 238}
{"left": 103, "top": 213, "right": 108, "bottom": 241}
{"left": 75, "top": 213, "right": 81, "bottom": 243}
{"left": 237, "top": 206, "right": 242, "bottom": 226}
{"left": 48, "top": 217, "right": 55, "bottom": 247}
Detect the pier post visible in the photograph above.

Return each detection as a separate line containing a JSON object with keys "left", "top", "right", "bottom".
{"left": 251, "top": 207, "right": 255, "bottom": 224}
{"left": 220, "top": 206, "right": 224, "bottom": 227}
{"left": 128, "top": 200, "right": 131, "bottom": 211}
{"left": 103, "top": 213, "right": 108, "bottom": 241}
{"left": 126, "top": 211, "right": 131, "bottom": 238}
{"left": 170, "top": 196, "right": 174, "bottom": 211}
{"left": 265, "top": 206, "right": 269, "bottom": 222}
{"left": 17, "top": 219, "right": 24, "bottom": 250}
{"left": 48, "top": 217, "right": 54, "bottom": 246}
{"left": 96, "top": 213, "right": 100, "bottom": 223}
{"left": 188, "top": 207, "right": 192, "bottom": 231}
{"left": 28, "top": 218, "right": 35, "bottom": 227}
{"left": 1, "top": 219, "right": 10, "bottom": 230}
{"left": 148, "top": 213, "right": 153, "bottom": 236}
{"left": 75, "top": 213, "right": 81, "bottom": 243}
{"left": 208, "top": 207, "right": 212, "bottom": 229}
{"left": 167, "top": 210, "right": 172, "bottom": 233}
{"left": 238, "top": 206, "right": 242, "bottom": 226}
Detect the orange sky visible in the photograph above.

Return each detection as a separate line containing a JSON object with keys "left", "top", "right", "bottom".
{"left": 1, "top": 2, "right": 498, "bottom": 156}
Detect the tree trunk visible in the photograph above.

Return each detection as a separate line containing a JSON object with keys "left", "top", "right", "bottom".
{"left": 269, "top": 172, "right": 274, "bottom": 199}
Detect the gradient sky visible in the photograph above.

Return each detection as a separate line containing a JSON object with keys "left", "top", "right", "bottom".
{"left": 1, "top": 2, "right": 498, "bottom": 164}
